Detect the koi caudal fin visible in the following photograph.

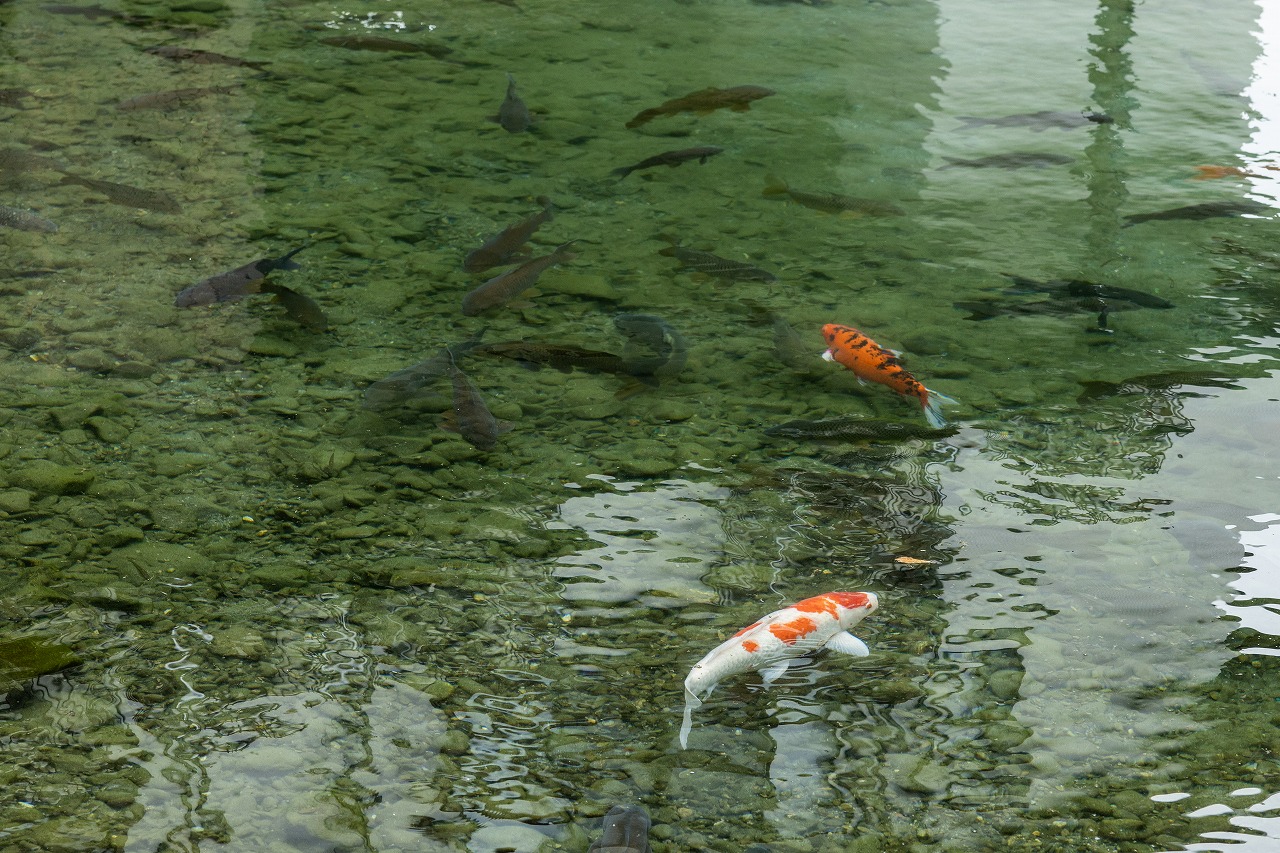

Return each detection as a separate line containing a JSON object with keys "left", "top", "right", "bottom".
{"left": 923, "top": 389, "right": 959, "bottom": 429}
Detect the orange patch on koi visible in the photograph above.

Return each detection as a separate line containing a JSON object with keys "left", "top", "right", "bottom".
{"left": 823, "top": 591, "right": 875, "bottom": 610}
{"left": 792, "top": 595, "right": 840, "bottom": 618}
{"left": 741, "top": 640, "right": 760, "bottom": 653}
{"left": 769, "top": 616, "right": 818, "bottom": 645}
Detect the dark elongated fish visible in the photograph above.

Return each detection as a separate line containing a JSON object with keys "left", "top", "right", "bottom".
{"left": 495, "top": 74, "right": 531, "bottom": 132}
{"left": 614, "top": 313, "right": 687, "bottom": 380}
{"left": 763, "top": 175, "right": 903, "bottom": 216}
{"left": 626, "top": 85, "right": 774, "bottom": 129}
{"left": 445, "top": 361, "right": 506, "bottom": 450}
{"left": 320, "top": 34, "right": 453, "bottom": 58}
{"left": 363, "top": 335, "right": 485, "bottom": 409}
{"left": 261, "top": 283, "right": 327, "bottom": 332}
{"left": 0, "top": 89, "right": 34, "bottom": 108}
{"left": 955, "top": 110, "right": 1112, "bottom": 131}
{"left": 1077, "top": 369, "right": 1244, "bottom": 400}
{"left": 144, "top": 45, "right": 270, "bottom": 69}
{"left": 1123, "top": 199, "right": 1270, "bottom": 226}
{"left": 764, "top": 416, "right": 956, "bottom": 441}
{"left": 1002, "top": 274, "right": 1174, "bottom": 309}
{"left": 473, "top": 341, "right": 634, "bottom": 376}
{"left": 58, "top": 172, "right": 181, "bottom": 213}
{"left": 1, "top": 147, "right": 63, "bottom": 174}
{"left": 588, "top": 805, "right": 652, "bottom": 853}
{"left": 770, "top": 314, "right": 817, "bottom": 370}
{"left": 175, "top": 246, "right": 305, "bottom": 307}
{"left": 463, "top": 198, "right": 553, "bottom": 273}
{"left": 461, "top": 241, "right": 576, "bottom": 315}
{"left": 0, "top": 205, "right": 58, "bottom": 233}
{"left": 612, "top": 146, "right": 723, "bottom": 178}
{"left": 116, "top": 85, "right": 238, "bottom": 112}
{"left": 659, "top": 245, "right": 776, "bottom": 282}
{"left": 940, "top": 152, "right": 1073, "bottom": 169}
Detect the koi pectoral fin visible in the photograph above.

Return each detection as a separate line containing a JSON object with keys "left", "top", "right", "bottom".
{"left": 679, "top": 687, "right": 702, "bottom": 749}
{"left": 760, "top": 661, "right": 791, "bottom": 685}
{"left": 825, "top": 631, "right": 870, "bottom": 657}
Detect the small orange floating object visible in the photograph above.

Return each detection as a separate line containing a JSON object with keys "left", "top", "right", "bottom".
{"left": 1192, "top": 165, "right": 1255, "bottom": 180}
{"left": 894, "top": 556, "right": 937, "bottom": 565}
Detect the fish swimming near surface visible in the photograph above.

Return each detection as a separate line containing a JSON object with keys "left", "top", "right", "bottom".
{"left": 658, "top": 245, "right": 777, "bottom": 282}
{"left": 444, "top": 358, "right": 508, "bottom": 451}
{"left": 495, "top": 74, "right": 531, "bottom": 132}
{"left": 461, "top": 240, "right": 577, "bottom": 315}
{"left": 614, "top": 313, "right": 688, "bottom": 381}
{"left": 116, "top": 85, "right": 238, "bottom": 112}
{"left": 588, "top": 805, "right": 652, "bottom": 853}
{"left": 955, "top": 110, "right": 1112, "bottom": 131}
{"left": 939, "top": 152, "right": 1073, "bottom": 169}
{"left": 680, "top": 591, "right": 879, "bottom": 749}
{"left": 0, "top": 205, "right": 58, "bottom": 233}
{"left": 144, "top": 44, "right": 270, "bottom": 69}
{"left": 473, "top": 341, "right": 636, "bottom": 377}
{"left": 363, "top": 334, "right": 486, "bottom": 410}
{"left": 612, "top": 146, "right": 724, "bottom": 178}
{"left": 463, "top": 197, "right": 553, "bottom": 273}
{"left": 821, "top": 323, "right": 956, "bottom": 428}
{"left": 58, "top": 172, "right": 181, "bottom": 214}
{"left": 764, "top": 416, "right": 956, "bottom": 441}
{"left": 763, "top": 175, "right": 904, "bottom": 216}
{"left": 1002, "top": 274, "right": 1174, "bottom": 309}
{"left": 1123, "top": 199, "right": 1271, "bottom": 226}
{"left": 261, "top": 283, "right": 327, "bottom": 332}
{"left": 175, "top": 246, "right": 306, "bottom": 307}
{"left": 625, "top": 85, "right": 774, "bottom": 129}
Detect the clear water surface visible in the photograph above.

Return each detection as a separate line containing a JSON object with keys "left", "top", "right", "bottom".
{"left": 2, "top": 0, "right": 1280, "bottom": 850}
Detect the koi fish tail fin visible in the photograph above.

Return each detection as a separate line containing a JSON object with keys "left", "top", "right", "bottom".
{"left": 922, "top": 389, "right": 959, "bottom": 429}
{"left": 679, "top": 687, "right": 702, "bottom": 750}
{"left": 762, "top": 174, "right": 790, "bottom": 198}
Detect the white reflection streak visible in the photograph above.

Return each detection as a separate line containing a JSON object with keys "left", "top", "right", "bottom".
{"left": 1218, "top": 512, "right": 1280, "bottom": 651}
{"left": 166, "top": 624, "right": 212, "bottom": 703}
{"left": 1244, "top": 1, "right": 1280, "bottom": 195}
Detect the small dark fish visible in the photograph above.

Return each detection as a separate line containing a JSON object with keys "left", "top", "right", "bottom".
{"left": 444, "top": 361, "right": 506, "bottom": 451}
{"left": 175, "top": 246, "right": 305, "bottom": 308}
{"left": 1123, "top": 199, "right": 1271, "bottom": 226}
{"left": 770, "top": 314, "right": 818, "bottom": 371}
{"left": 940, "top": 152, "right": 1073, "bottom": 169}
{"left": 463, "top": 198, "right": 553, "bottom": 273}
{"left": 763, "top": 175, "right": 903, "bottom": 216}
{"left": 659, "top": 245, "right": 776, "bottom": 282}
{"left": 363, "top": 335, "right": 486, "bottom": 410}
{"left": 0, "top": 205, "right": 58, "bottom": 233}
{"left": 320, "top": 35, "right": 453, "bottom": 58}
{"left": 764, "top": 416, "right": 956, "bottom": 441}
{"left": 626, "top": 85, "right": 774, "bottom": 129}
{"left": 1003, "top": 274, "right": 1174, "bottom": 309}
{"left": 496, "top": 74, "right": 531, "bottom": 133}
{"left": 614, "top": 313, "right": 688, "bottom": 380}
{"left": 116, "top": 85, "right": 238, "bottom": 112}
{"left": 588, "top": 805, "right": 652, "bottom": 853}
{"left": 955, "top": 110, "right": 1112, "bottom": 131}
{"left": 612, "top": 146, "right": 724, "bottom": 178}
{"left": 473, "top": 341, "right": 635, "bottom": 376}
{"left": 0, "top": 89, "right": 34, "bottom": 109}
{"left": 261, "top": 283, "right": 327, "bottom": 332}
{"left": 144, "top": 45, "right": 270, "bottom": 69}
{"left": 461, "top": 241, "right": 577, "bottom": 315}
{"left": 0, "top": 147, "right": 63, "bottom": 174}
{"left": 58, "top": 172, "right": 181, "bottom": 214}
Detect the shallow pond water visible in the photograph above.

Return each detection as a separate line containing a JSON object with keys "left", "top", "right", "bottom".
{"left": 2, "top": 0, "right": 1280, "bottom": 851}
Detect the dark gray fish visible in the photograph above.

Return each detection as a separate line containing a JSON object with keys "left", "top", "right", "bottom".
{"left": 614, "top": 313, "right": 688, "bottom": 380}
{"left": 0, "top": 89, "right": 34, "bottom": 108}
{"left": 175, "top": 246, "right": 305, "bottom": 307}
{"left": 445, "top": 361, "right": 506, "bottom": 451}
{"left": 461, "top": 241, "right": 577, "bottom": 315}
{"left": 463, "top": 197, "right": 553, "bottom": 273}
{"left": 1003, "top": 274, "right": 1174, "bottom": 309}
{"left": 955, "top": 110, "right": 1112, "bottom": 131}
{"left": 473, "top": 341, "right": 635, "bottom": 376}
{"left": 764, "top": 416, "right": 956, "bottom": 441}
{"left": 626, "top": 85, "right": 774, "bottom": 129}
{"left": 1077, "top": 370, "right": 1243, "bottom": 401}
{"left": 320, "top": 35, "right": 453, "bottom": 58}
{"left": 363, "top": 335, "right": 486, "bottom": 410}
{"left": 588, "top": 805, "right": 652, "bottom": 853}
{"left": 0, "top": 205, "right": 58, "bottom": 233}
{"left": 659, "top": 245, "right": 776, "bottom": 282}
{"left": 58, "top": 172, "right": 181, "bottom": 214}
{"left": 763, "top": 175, "right": 903, "bottom": 216}
{"left": 770, "top": 315, "right": 816, "bottom": 370}
{"left": 144, "top": 45, "right": 270, "bottom": 69}
{"left": 940, "top": 152, "right": 1073, "bottom": 169}
{"left": 261, "top": 283, "right": 327, "bottom": 332}
{"left": 0, "top": 147, "right": 63, "bottom": 174}
{"left": 496, "top": 74, "right": 531, "bottom": 133}
{"left": 1123, "top": 199, "right": 1271, "bottom": 226}
{"left": 612, "top": 145, "right": 724, "bottom": 178}
{"left": 116, "top": 85, "right": 238, "bottom": 112}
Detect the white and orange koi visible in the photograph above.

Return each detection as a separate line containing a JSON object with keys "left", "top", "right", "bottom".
{"left": 679, "top": 591, "right": 879, "bottom": 748}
